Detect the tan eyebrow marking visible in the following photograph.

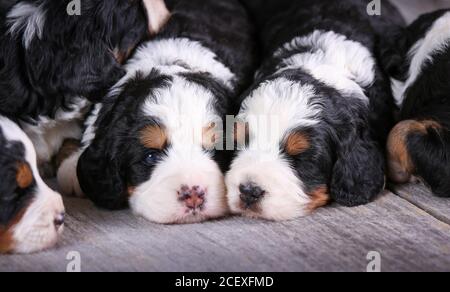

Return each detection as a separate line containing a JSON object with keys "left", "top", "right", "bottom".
{"left": 202, "top": 122, "right": 218, "bottom": 149}
{"left": 234, "top": 121, "right": 249, "bottom": 146}
{"left": 16, "top": 162, "right": 33, "bottom": 189}
{"left": 140, "top": 125, "right": 168, "bottom": 150}
{"left": 285, "top": 132, "right": 310, "bottom": 156}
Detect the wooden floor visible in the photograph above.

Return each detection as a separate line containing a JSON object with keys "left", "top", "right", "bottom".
{"left": 1, "top": 184, "right": 449, "bottom": 272}
{"left": 1, "top": 0, "right": 450, "bottom": 272}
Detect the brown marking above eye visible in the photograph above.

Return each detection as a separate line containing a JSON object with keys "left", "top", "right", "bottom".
{"left": 142, "top": 0, "right": 171, "bottom": 35}
{"left": 234, "top": 121, "right": 249, "bottom": 147}
{"left": 306, "top": 186, "right": 330, "bottom": 212}
{"left": 386, "top": 120, "right": 442, "bottom": 183}
{"left": 202, "top": 122, "right": 218, "bottom": 150}
{"left": 285, "top": 132, "right": 310, "bottom": 156}
{"left": 16, "top": 162, "right": 33, "bottom": 189}
{"left": 141, "top": 125, "right": 168, "bottom": 150}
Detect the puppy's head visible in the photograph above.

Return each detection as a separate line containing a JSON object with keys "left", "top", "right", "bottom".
{"left": 226, "top": 79, "right": 331, "bottom": 221}
{"left": 0, "top": 117, "right": 64, "bottom": 254}
{"left": 78, "top": 71, "right": 228, "bottom": 224}
{"left": 387, "top": 119, "right": 450, "bottom": 196}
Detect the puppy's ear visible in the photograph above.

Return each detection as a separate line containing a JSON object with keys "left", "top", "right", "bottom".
{"left": 330, "top": 130, "right": 385, "bottom": 207}
{"left": 77, "top": 140, "right": 128, "bottom": 210}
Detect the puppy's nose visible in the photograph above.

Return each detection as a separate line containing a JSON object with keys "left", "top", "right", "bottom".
{"left": 239, "top": 182, "right": 265, "bottom": 207}
{"left": 178, "top": 185, "right": 206, "bottom": 210}
{"left": 54, "top": 212, "right": 65, "bottom": 229}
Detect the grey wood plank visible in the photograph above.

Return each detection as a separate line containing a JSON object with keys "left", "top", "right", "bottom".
{"left": 392, "top": 183, "right": 450, "bottom": 225}
{"left": 1, "top": 192, "right": 450, "bottom": 272}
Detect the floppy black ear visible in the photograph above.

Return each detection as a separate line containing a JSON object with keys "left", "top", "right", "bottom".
{"left": 330, "top": 130, "right": 385, "bottom": 207}
{"left": 77, "top": 138, "right": 129, "bottom": 210}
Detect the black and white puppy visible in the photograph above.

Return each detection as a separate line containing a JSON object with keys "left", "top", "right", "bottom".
{"left": 63, "top": 0, "right": 257, "bottom": 223}
{"left": 226, "top": 0, "right": 402, "bottom": 220}
{"left": 0, "top": 116, "right": 64, "bottom": 254}
{"left": 0, "top": 0, "right": 170, "bottom": 169}
{"left": 384, "top": 9, "right": 450, "bottom": 197}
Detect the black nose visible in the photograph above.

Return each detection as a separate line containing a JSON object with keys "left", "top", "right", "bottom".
{"left": 54, "top": 212, "right": 65, "bottom": 229}
{"left": 239, "top": 182, "right": 265, "bottom": 207}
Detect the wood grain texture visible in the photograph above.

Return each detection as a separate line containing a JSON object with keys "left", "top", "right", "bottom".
{"left": 1, "top": 192, "right": 450, "bottom": 272}
{"left": 391, "top": 183, "right": 450, "bottom": 225}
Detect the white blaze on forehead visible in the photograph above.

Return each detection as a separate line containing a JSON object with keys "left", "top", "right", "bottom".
{"left": 274, "top": 30, "right": 375, "bottom": 102}
{"left": 143, "top": 76, "right": 221, "bottom": 148}
{"left": 121, "top": 38, "right": 236, "bottom": 90}
{"left": 7, "top": 2, "right": 47, "bottom": 49}
{"left": 239, "top": 78, "right": 320, "bottom": 151}
{"left": 393, "top": 12, "right": 450, "bottom": 107}
{"left": 225, "top": 78, "right": 320, "bottom": 220}
{"left": 131, "top": 77, "right": 227, "bottom": 224}
{"left": 0, "top": 117, "right": 64, "bottom": 254}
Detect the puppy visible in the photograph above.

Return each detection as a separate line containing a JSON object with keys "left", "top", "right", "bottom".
{"left": 0, "top": 0, "right": 170, "bottom": 170}
{"left": 226, "top": 0, "right": 402, "bottom": 220}
{"left": 63, "top": 0, "right": 257, "bottom": 224}
{"left": 0, "top": 116, "right": 64, "bottom": 254}
{"left": 384, "top": 9, "right": 450, "bottom": 197}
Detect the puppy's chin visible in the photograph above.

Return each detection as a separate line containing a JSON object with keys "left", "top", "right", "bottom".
{"left": 5, "top": 188, "right": 65, "bottom": 254}
{"left": 129, "top": 157, "right": 228, "bottom": 224}
{"left": 225, "top": 150, "right": 313, "bottom": 221}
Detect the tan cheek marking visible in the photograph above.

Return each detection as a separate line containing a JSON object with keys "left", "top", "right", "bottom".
{"left": 285, "top": 132, "right": 310, "bottom": 156}
{"left": 386, "top": 120, "right": 441, "bottom": 183}
{"left": 306, "top": 186, "right": 330, "bottom": 212}
{"left": 140, "top": 125, "right": 167, "bottom": 150}
{"left": 0, "top": 208, "right": 28, "bottom": 253}
{"left": 202, "top": 122, "right": 218, "bottom": 149}
{"left": 16, "top": 163, "right": 33, "bottom": 189}
{"left": 142, "top": 0, "right": 171, "bottom": 35}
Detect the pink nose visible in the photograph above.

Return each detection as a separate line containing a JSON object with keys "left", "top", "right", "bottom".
{"left": 178, "top": 185, "right": 206, "bottom": 210}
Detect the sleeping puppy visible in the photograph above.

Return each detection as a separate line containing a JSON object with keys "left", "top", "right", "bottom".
{"left": 0, "top": 0, "right": 170, "bottom": 171}
{"left": 63, "top": 0, "right": 257, "bottom": 223}
{"left": 226, "top": 0, "right": 402, "bottom": 220}
{"left": 384, "top": 9, "right": 450, "bottom": 197}
{"left": 0, "top": 116, "right": 64, "bottom": 254}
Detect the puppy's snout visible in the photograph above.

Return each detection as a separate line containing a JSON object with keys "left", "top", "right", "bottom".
{"left": 239, "top": 182, "right": 265, "bottom": 208}
{"left": 178, "top": 185, "right": 206, "bottom": 210}
{"left": 54, "top": 212, "right": 65, "bottom": 229}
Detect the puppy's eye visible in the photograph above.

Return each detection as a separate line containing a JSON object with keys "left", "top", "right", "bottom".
{"left": 144, "top": 150, "right": 160, "bottom": 166}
